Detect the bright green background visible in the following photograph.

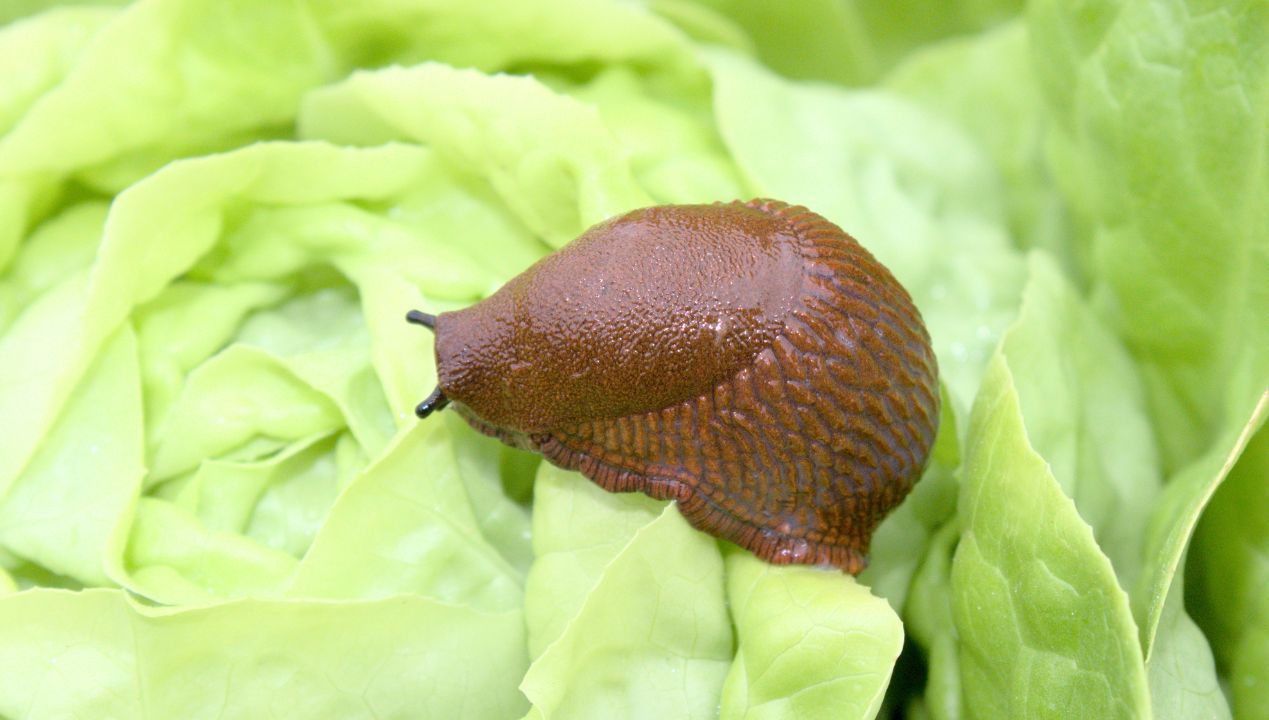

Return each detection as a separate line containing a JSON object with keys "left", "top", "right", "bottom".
{"left": 0, "top": 1, "right": 1264, "bottom": 718}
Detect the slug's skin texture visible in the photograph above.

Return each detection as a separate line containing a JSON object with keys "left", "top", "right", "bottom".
{"left": 418, "top": 199, "right": 939, "bottom": 573}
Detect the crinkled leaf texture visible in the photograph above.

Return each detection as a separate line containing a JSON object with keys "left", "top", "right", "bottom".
{"left": 1025, "top": 0, "right": 1268, "bottom": 716}
{"left": 518, "top": 464, "right": 906, "bottom": 720}
{"left": 952, "top": 353, "right": 1150, "bottom": 719}
{"left": 720, "top": 553, "right": 903, "bottom": 720}
{"left": 999, "top": 252, "right": 1230, "bottom": 719}
{"left": 519, "top": 466, "right": 732, "bottom": 720}
{"left": 2, "top": 0, "right": 1265, "bottom": 718}
{"left": 1029, "top": 0, "right": 1269, "bottom": 471}
{"left": 0, "top": 589, "right": 528, "bottom": 719}
{"left": 999, "top": 253, "right": 1159, "bottom": 589}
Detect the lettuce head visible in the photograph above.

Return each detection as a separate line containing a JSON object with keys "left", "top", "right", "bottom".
{"left": 0, "top": 1, "right": 1264, "bottom": 718}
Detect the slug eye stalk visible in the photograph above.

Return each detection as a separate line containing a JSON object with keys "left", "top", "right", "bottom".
{"left": 406, "top": 310, "right": 436, "bottom": 329}
{"left": 415, "top": 387, "right": 449, "bottom": 418}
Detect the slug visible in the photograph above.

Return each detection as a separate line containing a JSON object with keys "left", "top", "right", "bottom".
{"left": 408, "top": 199, "right": 938, "bottom": 573}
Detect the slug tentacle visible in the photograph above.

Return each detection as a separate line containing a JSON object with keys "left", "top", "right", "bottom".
{"left": 406, "top": 310, "right": 436, "bottom": 329}
{"left": 412, "top": 199, "right": 939, "bottom": 575}
{"left": 415, "top": 387, "right": 449, "bottom": 418}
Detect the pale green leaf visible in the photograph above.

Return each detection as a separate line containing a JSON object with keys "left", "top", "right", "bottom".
{"left": 1029, "top": 0, "right": 1269, "bottom": 469}
{"left": 1145, "top": 568, "right": 1231, "bottom": 720}
{"left": 0, "top": 589, "right": 529, "bottom": 719}
{"left": 300, "top": 63, "right": 651, "bottom": 246}
{"left": 290, "top": 422, "right": 524, "bottom": 611}
{"left": 952, "top": 354, "right": 1149, "bottom": 719}
{"left": 0, "top": 326, "right": 141, "bottom": 586}
{"left": 519, "top": 469, "right": 731, "bottom": 720}
{"left": 999, "top": 252, "right": 1159, "bottom": 587}
{"left": 1133, "top": 391, "right": 1268, "bottom": 656}
{"left": 720, "top": 553, "right": 903, "bottom": 720}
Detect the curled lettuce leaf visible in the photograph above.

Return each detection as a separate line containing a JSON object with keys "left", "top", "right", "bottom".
{"left": 1188, "top": 427, "right": 1269, "bottom": 717}
{"left": 519, "top": 467, "right": 732, "bottom": 720}
{"left": 721, "top": 553, "right": 902, "bottom": 720}
{"left": 0, "top": 589, "right": 529, "bottom": 719}
{"left": 1029, "top": 0, "right": 1269, "bottom": 470}
{"left": 953, "top": 353, "right": 1150, "bottom": 718}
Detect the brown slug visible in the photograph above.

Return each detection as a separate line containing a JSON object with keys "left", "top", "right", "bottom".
{"left": 408, "top": 199, "right": 939, "bottom": 573}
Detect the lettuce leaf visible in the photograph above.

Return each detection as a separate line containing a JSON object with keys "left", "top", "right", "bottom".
{"left": 720, "top": 553, "right": 903, "bottom": 720}
{"left": 886, "top": 21, "right": 1071, "bottom": 263}
{"left": 519, "top": 466, "right": 732, "bottom": 719}
{"left": 1133, "top": 393, "right": 1268, "bottom": 657}
{"left": 299, "top": 63, "right": 652, "bottom": 247}
{"left": 952, "top": 353, "right": 1150, "bottom": 718}
{"left": 1145, "top": 570, "right": 1231, "bottom": 720}
{"left": 0, "top": 589, "right": 529, "bottom": 718}
{"left": 0, "top": 326, "right": 142, "bottom": 586}
{"left": 999, "top": 253, "right": 1159, "bottom": 588}
{"left": 660, "top": 0, "right": 1024, "bottom": 85}
{"left": 1188, "top": 426, "right": 1269, "bottom": 717}
{"left": 1029, "top": 0, "right": 1269, "bottom": 471}
{"left": 290, "top": 422, "right": 525, "bottom": 610}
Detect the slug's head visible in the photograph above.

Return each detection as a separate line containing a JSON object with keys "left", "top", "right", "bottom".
{"left": 405, "top": 298, "right": 538, "bottom": 449}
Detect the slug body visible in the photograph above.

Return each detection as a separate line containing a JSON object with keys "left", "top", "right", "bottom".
{"left": 413, "top": 200, "right": 939, "bottom": 573}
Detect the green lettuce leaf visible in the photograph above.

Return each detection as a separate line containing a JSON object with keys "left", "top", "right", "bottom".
{"left": 720, "top": 553, "right": 903, "bottom": 720}
{"left": 886, "top": 21, "right": 1071, "bottom": 263}
{"left": 290, "top": 422, "right": 524, "bottom": 611}
{"left": 1180, "top": 423, "right": 1269, "bottom": 718}
{"left": 999, "top": 252, "right": 1159, "bottom": 587}
{"left": 519, "top": 465, "right": 732, "bottom": 719}
{"left": 0, "top": 8, "right": 115, "bottom": 267}
{"left": 655, "top": 0, "right": 880, "bottom": 85}
{"left": 1134, "top": 393, "right": 1268, "bottom": 656}
{"left": 903, "top": 522, "right": 961, "bottom": 720}
{"left": 523, "top": 465, "right": 668, "bottom": 657}
{"left": 0, "top": 0, "right": 124, "bottom": 28}
{"left": 147, "top": 344, "right": 345, "bottom": 483}
{"left": 133, "top": 280, "right": 289, "bottom": 443}
{"left": 0, "top": 7, "right": 114, "bottom": 148}
{"left": 989, "top": 252, "right": 1226, "bottom": 717}
{"left": 0, "top": 588, "right": 529, "bottom": 719}
{"left": 1145, "top": 569, "right": 1231, "bottom": 720}
{"left": 0, "top": 141, "right": 430, "bottom": 508}
{"left": 659, "top": 0, "right": 1024, "bottom": 85}
{"left": 1027, "top": 0, "right": 1267, "bottom": 712}
{"left": 559, "top": 66, "right": 746, "bottom": 205}
{"left": 2, "top": 0, "right": 1263, "bottom": 716}
{"left": 0, "top": 326, "right": 141, "bottom": 586}
{"left": 300, "top": 63, "right": 652, "bottom": 247}
{"left": 846, "top": 0, "right": 1023, "bottom": 77}
{"left": 1029, "top": 0, "right": 1269, "bottom": 470}
{"left": 952, "top": 353, "right": 1149, "bottom": 718}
